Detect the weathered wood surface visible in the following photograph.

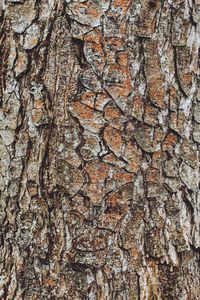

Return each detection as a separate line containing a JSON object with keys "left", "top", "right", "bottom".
{"left": 0, "top": 0, "right": 200, "bottom": 299}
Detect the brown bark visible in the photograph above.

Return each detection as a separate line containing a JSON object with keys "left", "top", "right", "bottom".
{"left": 0, "top": 0, "right": 200, "bottom": 299}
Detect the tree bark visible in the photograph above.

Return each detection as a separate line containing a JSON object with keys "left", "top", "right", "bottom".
{"left": 0, "top": 0, "right": 200, "bottom": 299}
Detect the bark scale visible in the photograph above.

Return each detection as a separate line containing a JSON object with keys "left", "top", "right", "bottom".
{"left": 0, "top": 0, "right": 200, "bottom": 299}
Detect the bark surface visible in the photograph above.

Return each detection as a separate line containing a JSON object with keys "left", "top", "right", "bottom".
{"left": 0, "top": 0, "right": 200, "bottom": 299}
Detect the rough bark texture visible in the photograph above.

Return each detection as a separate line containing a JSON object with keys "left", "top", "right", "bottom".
{"left": 0, "top": 0, "right": 200, "bottom": 299}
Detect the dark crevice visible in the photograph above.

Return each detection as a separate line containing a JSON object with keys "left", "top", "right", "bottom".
{"left": 71, "top": 37, "right": 87, "bottom": 68}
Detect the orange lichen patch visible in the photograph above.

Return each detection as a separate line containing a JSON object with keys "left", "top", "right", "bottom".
{"left": 107, "top": 79, "right": 131, "bottom": 98}
{"left": 27, "top": 183, "right": 38, "bottom": 197}
{"left": 83, "top": 161, "right": 134, "bottom": 204}
{"left": 104, "top": 104, "right": 121, "bottom": 119}
{"left": 80, "top": 90, "right": 96, "bottom": 109}
{"left": 83, "top": 160, "right": 111, "bottom": 204}
{"left": 104, "top": 102, "right": 125, "bottom": 129}
{"left": 152, "top": 151, "right": 164, "bottom": 169}
{"left": 107, "top": 193, "right": 119, "bottom": 208}
{"left": 31, "top": 109, "right": 43, "bottom": 123}
{"left": 86, "top": 40, "right": 103, "bottom": 56}
{"left": 14, "top": 51, "right": 28, "bottom": 76}
{"left": 85, "top": 160, "right": 110, "bottom": 184}
{"left": 35, "top": 198, "right": 49, "bottom": 215}
{"left": 69, "top": 2, "right": 104, "bottom": 27}
{"left": 148, "top": 78, "right": 165, "bottom": 109}
{"left": 112, "top": 0, "right": 132, "bottom": 13}
{"left": 144, "top": 104, "right": 159, "bottom": 126}
{"left": 70, "top": 101, "right": 105, "bottom": 132}
{"left": 140, "top": 261, "right": 160, "bottom": 299}
{"left": 32, "top": 36, "right": 38, "bottom": 46}
{"left": 123, "top": 141, "right": 142, "bottom": 173}
{"left": 24, "top": 36, "right": 39, "bottom": 50}
{"left": 112, "top": 171, "right": 134, "bottom": 183}
{"left": 145, "top": 104, "right": 157, "bottom": 115}
{"left": 103, "top": 125, "right": 123, "bottom": 157}
{"left": 81, "top": 188, "right": 102, "bottom": 205}
{"left": 122, "top": 68, "right": 131, "bottom": 88}
{"left": 127, "top": 162, "right": 140, "bottom": 175}
{"left": 146, "top": 168, "right": 160, "bottom": 183}
{"left": 34, "top": 99, "right": 45, "bottom": 109}
{"left": 130, "top": 246, "right": 141, "bottom": 258}
{"left": 146, "top": 41, "right": 159, "bottom": 60}
{"left": 162, "top": 133, "right": 178, "bottom": 151}
{"left": 169, "top": 85, "right": 179, "bottom": 110}
{"left": 106, "top": 63, "right": 128, "bottom": 76}
{"left": 119, "top": 21, "right": 127, "bottom": 37}
{"left": 86, "top": 6, "right": 102, "bottom": 18}
{"left": 95, "top": 93, "right": 111, "bottom": 111}
{"left": 84, "top": 28, "right": 105, "bottom": 75}
{"left": 116, "top": 51, "right": 128, "bottom": 66}
{"left": 102, "top": 153, "right": 125, "bottom": 167}
{"left": 72, "top": 101, "right": 93, "bottom": 118}
{"left": 44, "top": 278, "right": 57, "bottom": 287}
{"left": 84, "top": 27, "right": 102, "bottom": 44}
{"left": 100, "top": 185, "right": 132, "bottom": 229}
{"left": 103, "top": 266, "right": 111, "bottom": 275}
{"left": 154, "top": 127, "right": 165, "bottom": 142}
{"left": 182, "top": 73, "right": 193, "bottom": 86}
{"left": 169, "top": 86, "right": 177, "bottom": 100}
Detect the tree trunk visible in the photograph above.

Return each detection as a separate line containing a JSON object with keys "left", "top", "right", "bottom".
{"left": 0, "top": 0, "right": 200, "bottom": 299}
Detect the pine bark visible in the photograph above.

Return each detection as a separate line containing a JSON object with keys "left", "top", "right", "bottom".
{"left": 0, "top": 0, "right": 200, "bottom": 299}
